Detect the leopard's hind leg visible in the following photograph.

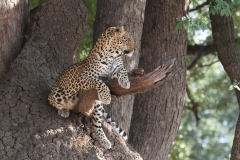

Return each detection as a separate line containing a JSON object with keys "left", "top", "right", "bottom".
{"left": 91, "top": 100, "right": 111, "bottom": 149}
{"left": 48, "top": 87, "right": 79, "bottom": 118}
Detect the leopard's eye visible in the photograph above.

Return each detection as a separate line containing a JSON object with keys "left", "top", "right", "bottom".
{"left": 124, "top": 50, "right": 130, "bottom": 54}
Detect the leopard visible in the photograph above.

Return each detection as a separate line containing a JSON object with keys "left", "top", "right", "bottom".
{"left": 48, "top": 26, "right": 135, "bottom": 149}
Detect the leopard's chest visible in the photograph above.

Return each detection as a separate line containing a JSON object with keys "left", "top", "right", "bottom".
{"left": 95, "top": 57, "right": 119, "bottom": 78}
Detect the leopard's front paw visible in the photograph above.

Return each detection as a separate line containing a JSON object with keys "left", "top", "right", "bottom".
{"left": 58, "top": 109, "right": 70, "bottom": 118}
{"left": 98, "top": 86, "right": 111, "bottom": 104}
{"left": 98, "top": 93, "right": 111, "bottom": 104}
{"left": 118, "top": 77, "right": 130, "bottom": 89}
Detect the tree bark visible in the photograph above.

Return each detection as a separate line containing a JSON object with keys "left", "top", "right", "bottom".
{"left": 0, "top": 0, "right": 29, "bottom": 78}
{"left": 210, "top": 10, "right": 240, "bottom": 160}
{"left": 93, "top": 0, "right": 146, "bottom": 135}
{"left": 0, "top": 0, "right": 142, "bottom": 159}
{"left": 128, "top": 1, "right": 188, "bottom": 159}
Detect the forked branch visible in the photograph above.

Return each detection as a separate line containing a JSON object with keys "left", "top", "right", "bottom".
{"left": 74, "top": 57, "right": 176, "bottom": 115}
{"left": 107, "top": 57, "right": 176, "bottom": 96}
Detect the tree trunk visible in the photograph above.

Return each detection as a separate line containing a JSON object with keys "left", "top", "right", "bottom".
{"left": 0, "top": 0, "right": 29, "bottom": 78}
{"left": 210, "top": 10, "right": 240, "bottom": 160}
{"left": 93, "top": 0, "right": 146, "bottom": 135}
{"left": 128, "top": 0, "right": 188, "bottom": 159}
{"left": 0, "top": 0, "right": 142, "bottom": 159}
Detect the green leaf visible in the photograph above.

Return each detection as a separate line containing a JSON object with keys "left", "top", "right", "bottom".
{"left": 229, "top": 85, "right": 234, "bottom": 90}
{"left": 175, "top": 14, "right": 208, "bottom": 32}
{"left": 209, "top": 0, "right": 232, "bottom": 16}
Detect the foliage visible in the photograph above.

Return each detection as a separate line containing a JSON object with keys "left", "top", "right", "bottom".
{"left": 176, "top": 0, "right": 240, "bottom": 33}
{"left": 170, "top": 0, "right": 240, "bottom": 159}
{"left": 231, "top": 0, "right": 240, "bottom": 11}
{"left": 229, "top": 79, "right": 240, "bottom": 91}
{"left": 169, "top": 55, "right": 238, "bottom": 160}
{"left": 77, "top": 0, "right": 97, "bottom": 61}
{"left": 30, "top": 0, "right": 44, "bottom": 10}
{"left": 232, "top": 8, "right": 240, "bottom": 49}
{"left": 175, "top": 14, "right": 208, "bottom": 32}
{"left": 209, "top": 0, "right": 232, "bottom": 16}
{"left": 209, "top": 0, "right": 240, "bottom": 16}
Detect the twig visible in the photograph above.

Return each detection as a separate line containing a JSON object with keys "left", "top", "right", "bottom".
{"left": 186, "top": 84, "right": 200, "bottom": 126}
{"left": 189, "top": 1, "right": 210, "bottom": 12}
{"left": 187, "top": 51, "right": 204, "bottom": 70}
{"left": 199, "top": 60, "right": 219, "bottom": 67}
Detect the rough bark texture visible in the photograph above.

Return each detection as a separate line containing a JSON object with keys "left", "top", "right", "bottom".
{"left": 0, "top": 0, "right": 142, "bottom": 159}
{"left": 0, "top": 0, "right": 29, "bottom": 77}
{"left": 128, "top": 1, "right": 188, "bottom": 160}
{"left": 210, "top": 11, "right": 240, "bottom": 160}
{"left": 93, "top": 0, "right": 146, "bottom": 135}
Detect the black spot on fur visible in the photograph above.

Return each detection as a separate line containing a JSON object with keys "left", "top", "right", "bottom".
{"left": 101, "top": 61, "right": 107, "bottom": 65}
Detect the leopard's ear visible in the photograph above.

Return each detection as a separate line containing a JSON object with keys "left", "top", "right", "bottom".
{"left": 116, "top": 26, "right": 124, "bottom": 33}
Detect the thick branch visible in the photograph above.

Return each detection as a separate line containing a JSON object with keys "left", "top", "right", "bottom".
{"left": 0, "top": 0, "right": 28, "bottom": 77}
{"left": 199, "top": 60, "right": 219, "bottom": 67}
{"left": 107, "top": 57, "right": 176, "bottom": 96}
{"left": 187, "top": 43, "right": 217, "bottom": 56}
{"left": 75, "top": 57, "right": 176, "bottom": 115}
{"left": 187, "top": 39, "right": 239, "bottom": 56}
{"left": 186, "top": 43, "right": 217, "bottom": 70}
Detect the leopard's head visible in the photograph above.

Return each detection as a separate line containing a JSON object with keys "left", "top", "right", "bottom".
{"left": 115, "top": 26, "right": 135, "bottom": 57}
{"left": 97, "top": 26, "right": 135, "bottom": 57}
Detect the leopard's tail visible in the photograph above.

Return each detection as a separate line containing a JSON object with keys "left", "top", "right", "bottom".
{"left": 102, "top": 108, "right": 128, "bottom": 140}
